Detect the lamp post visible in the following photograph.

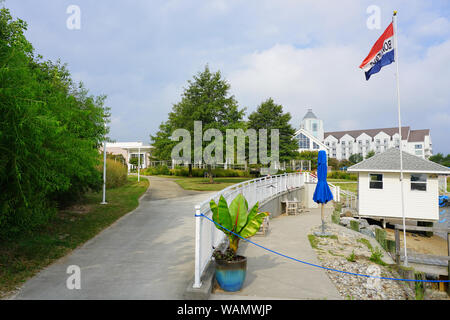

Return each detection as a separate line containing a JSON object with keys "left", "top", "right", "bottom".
{"left": 138, "top": 143, "right": 141, "bottom": 182}
{"left": 101, "top": 124, "right": 107, "bottom": 205}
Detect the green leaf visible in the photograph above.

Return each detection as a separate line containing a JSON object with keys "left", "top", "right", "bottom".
{"left": 239, "top": 212, "right": 269, "bottom": 239}
{"left": 210, "top": 195, "right": 232, "bottom": 234}
{"left": 228, "top": 194, "right": 248, "bottom": 234}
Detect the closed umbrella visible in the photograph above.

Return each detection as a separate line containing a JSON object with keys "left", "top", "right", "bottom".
{"left": 313, "top": 150, "right": 334, "bottom": 236}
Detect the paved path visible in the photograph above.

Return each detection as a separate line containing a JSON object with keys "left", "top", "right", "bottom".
{"left": 210, "top": 208, "right": 342, "bottom": 300}
{"left": 12, "top": 176, "right": 213, "bottom": 300}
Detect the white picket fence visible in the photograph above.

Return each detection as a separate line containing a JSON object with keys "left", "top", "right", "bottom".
{"left": 192, "top": 171, "right": 340, "bottom": 288}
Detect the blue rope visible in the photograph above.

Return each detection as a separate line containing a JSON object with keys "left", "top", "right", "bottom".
{"left": 195, "top": 213, "right": 450, "bottom": 283}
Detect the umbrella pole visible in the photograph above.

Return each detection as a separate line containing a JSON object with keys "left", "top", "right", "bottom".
{"left": 321, "top": 203, "right": 325, "bottom": 233}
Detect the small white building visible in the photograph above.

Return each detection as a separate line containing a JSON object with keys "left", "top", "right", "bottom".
{"left": 102, "top": 142, "right": 154, "bottom": 172}
{"left": 347, "top": 148, "right": 450, "bottom": 223}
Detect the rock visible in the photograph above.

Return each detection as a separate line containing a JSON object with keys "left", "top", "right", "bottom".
{"left": 340, "top": 217, "right": 357, "bottom": 227}
{"left": 368, "top": 225, "right": 382, "bottom": 233}
{"left": 360, "top": 228, "right": 375, "bottom": 238}
{"left": 358, "top": 219, "right": 370, "bottom": 229}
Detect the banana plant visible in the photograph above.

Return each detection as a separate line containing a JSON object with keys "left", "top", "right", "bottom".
{"left": 210, "top": 194, "right": 269, "bottom": 255}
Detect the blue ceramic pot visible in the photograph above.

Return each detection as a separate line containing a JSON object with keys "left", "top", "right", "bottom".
{"left": 215, "top": 256, "right": 247, "bottom": 292}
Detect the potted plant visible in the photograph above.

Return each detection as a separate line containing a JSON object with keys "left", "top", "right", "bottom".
{"left": 210, "top": 194, "right": 269, "bottom": 292}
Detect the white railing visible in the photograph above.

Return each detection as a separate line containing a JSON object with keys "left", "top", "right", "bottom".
{"left": 193, "top": 171, "right": 341, "bottom": 288}
{"left": 340, "top": 189, "right": 357, "bottom": 211}
{"left": 439, "top": 175, "right": 448, "bottom": 193}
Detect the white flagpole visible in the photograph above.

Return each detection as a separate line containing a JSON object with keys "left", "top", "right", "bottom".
{"left": 393, "top": 11, "right": 408, "bottom": 266}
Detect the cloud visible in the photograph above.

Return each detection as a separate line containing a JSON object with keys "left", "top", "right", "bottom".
{"left": 228, "top": 38, "right": 450, "bottom": 152}
{"left": 5, "top": 0, "right": 450, "bottom": 153}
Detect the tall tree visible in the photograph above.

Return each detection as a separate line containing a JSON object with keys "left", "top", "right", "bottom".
{"left": 151, "top": 65, "right": 245, "bottom": 180}
{"left": 247, "top": 98, "right": 299, "bottom": 163}
{"left": 349, "top": 153, "right": 363, "bottom": 164}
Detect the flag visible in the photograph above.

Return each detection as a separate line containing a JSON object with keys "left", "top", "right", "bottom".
{"left": 359, "top": 22, "right": 395, "bottom": 80}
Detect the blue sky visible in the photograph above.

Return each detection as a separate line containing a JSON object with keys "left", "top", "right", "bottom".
{"left": 5, "top": 0, "right": 450, "bottom": 154}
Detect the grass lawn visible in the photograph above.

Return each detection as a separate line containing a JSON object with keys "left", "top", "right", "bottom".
{"left": 0, "top": 175, "right": 149, "bottom": 298}
{"left": 168, "top": 176, "right": 253, "bottom": 191}
{"left": 332, "top": 182, "right": 358, "bottom": 194}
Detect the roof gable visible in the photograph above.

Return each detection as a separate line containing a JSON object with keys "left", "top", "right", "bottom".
{"left": 324, "top": 126, "right": 410, "bottom": 140}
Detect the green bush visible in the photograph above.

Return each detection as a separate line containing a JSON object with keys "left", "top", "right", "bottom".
{"left": 166, "top": 167, "right": 250, "bottom": 178}
{"left": 98, "top": 159, "right": 128, "bottom": 189}
{"left": 0, "top": 8, "right": 108, "bottom": 238}
{"left": 327, "top": 171, "right": 357, "bottom": 181}
{"left": 143, "top": 165, "right": 170, "bottom": 176}
{"left": 369, "top": 247, "right": 387, "bottom": 266}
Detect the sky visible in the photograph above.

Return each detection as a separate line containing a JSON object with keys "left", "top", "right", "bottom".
{"left": 4, "top": 0, "right": 450, "bottom": 154}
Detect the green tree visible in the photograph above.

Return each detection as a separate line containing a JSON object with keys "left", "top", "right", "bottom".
{"left": 429, "top": 153, "right": 450, "bottom": 167}
{"left": 247, "top": 98, "right": 299, "bottom": 163}
{"left": 296, "top": 151, "right": 319, "bottom": 170}
{"left": 0, "top": 8, "right": 109, "bottom": 238}
{"left": 151, "top": 65, "right": 245, "bottom": 181}
{"left": 327, "top": 157, "right": 340, "bottom": 171}
{"left": 365, "top": 150, "right": 375, "bottom": 159}
{"left": 349, "top": 153, "right": 363, "bottom": 164}
{"left": 339, "top": 159, "right": 352, "bottom": 169}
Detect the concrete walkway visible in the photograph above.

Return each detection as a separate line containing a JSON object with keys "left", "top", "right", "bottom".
{"left": 12, "top": 176, "right": 213, "bottom": 300}
{"left": 12, "top": 176, "right": 342, "bottom": 300}
{"left": 210, "top": 208, "right": 342, "bottom": 300}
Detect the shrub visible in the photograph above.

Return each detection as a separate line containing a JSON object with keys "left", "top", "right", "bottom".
{"left": 143, "top": 165, "right": 170, "bottom": 176}
{"left": 167, "top": 167, "right": 250, "bottom": 178}
{"left": 327, "top": 171, "right": 357, "bottom": 181}
{"left": 0, "top": 9, "right": 108, "bottom": 238}
{"left": 369, "top": 247, "right": 387, "bottom": 266}
{"left": 97, "top": 159, "right": 128, "bottom": 189}
{"left": 346, "top": 250, "right": 356, "bottom": 262}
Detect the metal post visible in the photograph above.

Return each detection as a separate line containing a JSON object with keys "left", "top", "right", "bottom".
{"left": 393, "top": 11, "right": 408, "bottom": 266}
{"left": 138, "top": 145, "right": 141, "bottom": 182}
{"left": 193, "top": 205, "right": 202, "bottom": 288}
{"left": 101, "top": 139, "right": 107, "bottom": 205}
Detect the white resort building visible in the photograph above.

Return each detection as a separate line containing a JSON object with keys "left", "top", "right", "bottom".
{"left": 102, "top": 142, "right": 154, "bottom": 172}
{"left": 295, "top": 109, "right": 433, "bottom": 160}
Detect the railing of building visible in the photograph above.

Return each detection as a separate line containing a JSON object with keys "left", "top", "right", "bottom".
{"left": 309, "top": 172, "right": 357, "bottom": 211}
{"left": 340, "top": 189, "right": 358, "bottom": 211}
{"left": 192, "top": 171, "right": 340, "bottom": 288}
{"left": 439, "top": 175, "right": 448, "bottom": 193}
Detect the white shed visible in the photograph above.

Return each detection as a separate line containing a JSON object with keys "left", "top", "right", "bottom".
{"left": 347, "top": 148, "right": 450, "bottom": 222}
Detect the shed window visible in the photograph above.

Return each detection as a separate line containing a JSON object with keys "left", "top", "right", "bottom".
{"left": 411, "top": 174, "right": 427, "bottom": 191}
{"left": 369, "top": 174, "right": 383, "bottom": 189}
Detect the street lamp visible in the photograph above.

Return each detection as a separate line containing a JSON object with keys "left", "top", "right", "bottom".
{"left": 138, "top": 143, "right": 141, "bottom": 182}
{"left": 101, "top": 123, "right": 107, "bottom": 205}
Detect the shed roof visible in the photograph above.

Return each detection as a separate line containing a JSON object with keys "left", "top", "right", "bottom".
{"left": 347, "top": 148, "right": 450, "bottom": 174}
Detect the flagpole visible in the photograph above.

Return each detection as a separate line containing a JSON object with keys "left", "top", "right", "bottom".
{"left": 393, "top": 11, "right": 408, "bottom": 266}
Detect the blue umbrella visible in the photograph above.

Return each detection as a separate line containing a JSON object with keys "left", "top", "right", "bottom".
{"left": 313, "top": 150, "right": 333, "bottom": 234}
